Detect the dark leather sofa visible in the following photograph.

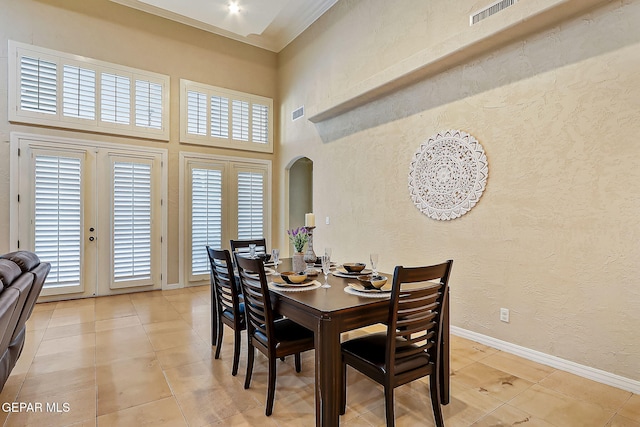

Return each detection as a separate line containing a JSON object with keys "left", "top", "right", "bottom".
{"left": 0, "top": 251, "right": 50, "bottom": 391}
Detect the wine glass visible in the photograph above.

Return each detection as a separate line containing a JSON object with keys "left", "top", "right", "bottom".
{"left": 271, "top": 248, "right": 280, "bottom": 275}
{"left": 321, "top": 255, "right": 331, "bottom": 288}
{"left": 324, "top": 247, "right": 332, "bottom": 260}
{"left": 370, "top": 253, "right": 379, "bottom": 277}
{"left": 249, "top": 243, "right": 257, "bottom": 259}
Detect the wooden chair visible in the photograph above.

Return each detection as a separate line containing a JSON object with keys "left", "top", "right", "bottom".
{"left": 235, "top": 254, "right": 315, "bottom": 416}
{"left": 207, "top": 246, "right": 245, "bottom": 376}
{"left": 230, "top": 238, "right": 267, "bottom": 257}
{"left": 340, "top": 260, "right": 453, "bottom": 427}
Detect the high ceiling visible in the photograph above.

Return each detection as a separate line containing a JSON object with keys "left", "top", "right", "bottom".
{"left": 110, "top": 0, "right": 339, "bottom": 52}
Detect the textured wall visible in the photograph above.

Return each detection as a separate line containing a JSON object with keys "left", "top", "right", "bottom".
{"left": 0, "top": 0, "right": 278, "bottom": 284}
{"left": 278, "top": 0, "right": 640, "bottom": 380}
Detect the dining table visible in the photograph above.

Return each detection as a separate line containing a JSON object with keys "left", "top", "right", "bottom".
{"left": 266, "top": 258, "right": 450, "bottom": 427}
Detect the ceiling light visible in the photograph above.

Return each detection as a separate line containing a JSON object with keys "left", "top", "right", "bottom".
{"left": 228, "top": 2, "right": 240, "bottom": 14}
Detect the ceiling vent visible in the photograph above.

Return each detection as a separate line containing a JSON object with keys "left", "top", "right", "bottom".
{"left": 470, "top": 0, "right": 518, "bottom": 25}
{"left": 292, "top": 106, "right": 304, "bottom": 121}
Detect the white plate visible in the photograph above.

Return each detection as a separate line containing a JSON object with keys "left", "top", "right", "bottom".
{"left": 347, "top": 283, "right": 391, "bottom": 293}
{"left": 332, "top": 268, "right": 372, "bottom": 278}
{"left": 273, "top": 279, "right": 316, "bottom": 288}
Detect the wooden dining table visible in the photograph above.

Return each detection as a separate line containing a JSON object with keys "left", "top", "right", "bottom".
{"left": 267, "top": 258, "right": 450, "bottom": 427}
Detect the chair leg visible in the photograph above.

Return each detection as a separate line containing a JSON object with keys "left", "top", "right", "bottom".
{"left": 266, "top": 354, "right": 277, "bottom": 416}
{"left": 294, "top": 352, "right": 301, "bottom": 373}
{"left": 244, "top": 343, "right": 254, "bottom": 389}
{"left": 214, "top": 320, "right": 224, "bottom": 359}
{"left": 340, "top": 361, "right": 347, "bottom": 415}
{"left": 384, "top": 386, "right": 395, "bottom": 427}
{"left": 430, "top": 373, "right": 444, "bottom": 427}
{"left": 231, "top": 328, "right": 241, "bottom": 376}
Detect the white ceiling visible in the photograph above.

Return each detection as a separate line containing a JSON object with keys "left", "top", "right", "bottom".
{"left": 110, "top": 0, "right": 339, "bottom": 52}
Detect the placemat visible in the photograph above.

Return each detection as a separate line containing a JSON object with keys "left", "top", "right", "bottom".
{"left": 269, "top": 280, "right": 321, "bottom": 292}
{"left": 343, "top": 286, "right": 391, "bottom": 299}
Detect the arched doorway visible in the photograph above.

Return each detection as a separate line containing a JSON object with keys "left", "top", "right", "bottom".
{"left": 287, "top": 157, "right": 313, "bottom": 231}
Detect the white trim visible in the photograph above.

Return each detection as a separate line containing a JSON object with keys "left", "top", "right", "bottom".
{"left": 163, "top": 282, "right": 182, "bottom": 290}
{"left": 451, "top": 326, "right": 640, "bottom": 394}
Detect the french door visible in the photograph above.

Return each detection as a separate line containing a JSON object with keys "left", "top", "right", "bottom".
{"left": 13, "top": 134, "right": 166, "bottom": 299}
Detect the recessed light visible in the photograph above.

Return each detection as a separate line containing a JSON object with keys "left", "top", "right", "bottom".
{"left": 228, "top": 2, "right": 240, "bottom": 14}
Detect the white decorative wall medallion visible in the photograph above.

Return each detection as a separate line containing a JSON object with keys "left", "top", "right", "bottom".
{"left": 408, "top": 130, "right": 488, "bottom": 220}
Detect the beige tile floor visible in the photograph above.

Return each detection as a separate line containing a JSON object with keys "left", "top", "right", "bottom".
{"left": 0, "top": 286, "right": 638, "bottom": 427}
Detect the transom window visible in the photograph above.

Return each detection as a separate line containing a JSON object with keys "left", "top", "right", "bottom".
{"left": 9, "top": 41, "right": 170, "bottom": 141}
{"left": 180, "top": 80, "right": 273, "bottom": 153}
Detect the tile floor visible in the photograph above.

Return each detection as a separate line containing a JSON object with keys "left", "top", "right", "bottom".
{"left": 0, "top": 286, "right": 638, "bottom": 427}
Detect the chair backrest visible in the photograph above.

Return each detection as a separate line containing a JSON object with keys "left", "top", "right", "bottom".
{"left": 234, "top": 254, "right": 276, "bottom": 347}
{"left": 230, "top": 238, "right": 267, "bottom": 256}
{"left": 386, "top": 260, "right": 453, "bottom": 377}
{"left": 207, "top": 247, "right": 242, "bottom": 320}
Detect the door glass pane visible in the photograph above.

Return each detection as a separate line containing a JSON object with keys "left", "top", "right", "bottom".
{"left": 34, "top": 155, "right": 81, "bottom": 288}
{"left": 237, "top": 171, "right": 264, "bottom": 240}
{"left": 191, "top": 167, "right": 222, "bottom": 275}
{"left": 113, "top": 161, "right": 151, "bottom": 282}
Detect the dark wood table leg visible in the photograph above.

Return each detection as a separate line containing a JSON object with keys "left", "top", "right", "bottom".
{"left": 315, "top": 316, "right": 341, "bottom": 427}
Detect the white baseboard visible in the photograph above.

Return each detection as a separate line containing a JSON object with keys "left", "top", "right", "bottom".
{"left": 451, "top": 326, "right": 640, "bottom": 394}
{"left": 162, "top": 282, "right": 182, "bottom": 290}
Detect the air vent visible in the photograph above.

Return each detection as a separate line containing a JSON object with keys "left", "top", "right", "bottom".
{"left": 470, "top": 0, "right": 518, "bottom": 25}
{"left": 292, "top": 106, "right": 304, "bottom": 121}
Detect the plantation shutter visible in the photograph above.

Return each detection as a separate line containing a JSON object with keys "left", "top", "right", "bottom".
{"left": 252, "top": 103, "right": 269, "bottom": 144}
{"left": 187, "top": 90, "right": 207, "bottom": 136}
{"left": 63, "top": 65, "right": 96, "bottom": 120}
{"left": 101, "top": 73, "right": 131, "bottom": 124}
{"left": 210, "top": 95, "right": 229, "bottom": 138}
{"left": 112, "top": 161, "right": 152, "bottom": 283}
{"left": 237, "top": 171, "right": 264, "bottom": 240}
{"left": 135, "top": 80, "right": 162, "bottom": 129}
{"left": 232, "top": 100, "right": 249, "bottom": 141}
{"left": 191, "top": 167, "right": 223, "bottom": 276}
{"left": 20, "top": 56, "right": 57, "bottom": 114}
{"left": 34, "top": 155, "right": 82, "bottom": 288}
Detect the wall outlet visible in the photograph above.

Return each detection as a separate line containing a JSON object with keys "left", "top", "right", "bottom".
{"left": 500, "top": 308, "right": 510, "bottom": 323}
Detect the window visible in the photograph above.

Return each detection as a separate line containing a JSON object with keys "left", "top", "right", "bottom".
{"left": 180, "top": 80, "right": 273, "bottom": 153}
{"left": 180, "top": 152, "right": 271, "bottom": 285}
{"left": 9, "top": 41, "right": 169, "bottom": 141}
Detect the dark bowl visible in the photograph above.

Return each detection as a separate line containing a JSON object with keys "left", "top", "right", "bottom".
{"left": 280, "top": 271, "right": 307, "bottom": 284}
{"left": 256, "top": 253, "right": 271, "bottom": 263}
{"left": 343, "top": 263, "right": 366, "bottom": 273}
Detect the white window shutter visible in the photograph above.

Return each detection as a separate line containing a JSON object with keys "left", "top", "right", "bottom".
{"left": 210, "top": 95, "right": 229, "bottom": 138}
{"left": 237, "top": 171, "right": 264, "bottom": 240}
{"left": 34, "top": 155, "right": 82, "bottom": 288}
{"left": 187, "top": 90, "right": 207, "bottom": 136}
{"left": 135, "top": 79, "right": 162, "bottom": 129}
{"left": 20, "top": 56, "right": 57, "bottom": 115}
{"left": 113, "top": 161, "right": 152, "bottom": 282}
{"left": 232, "top": 100, "right": 249, "bottom": 141}
{"left": 63, "top": 65, "right": 96, "bottom": 120}
{"left": 252, "top": 103, "right": 269, "bottom": 144}
{"left": 101, "top": 73, "right": 131, "bottom": 124}
{"left": 191, "top": 168, "right": 223, "bottom": 275}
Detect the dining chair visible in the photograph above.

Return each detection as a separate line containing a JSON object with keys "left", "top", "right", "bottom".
{"left": 340, "top": 260, "right": 453, "bottom": 427}
{"left": 207, "top": 246, "right": 245, "bottom": 376}
{"left": 230, "top": 238, "right": 267, "bottom": 257}
{"left": 234, "top": 254, "right": 315, "bottom": 416}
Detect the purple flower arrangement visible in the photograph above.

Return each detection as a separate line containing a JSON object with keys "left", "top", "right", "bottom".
{"left": 287, "top": 227, "right": 308, "bottom": 253}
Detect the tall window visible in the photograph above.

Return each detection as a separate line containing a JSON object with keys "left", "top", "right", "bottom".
{"left": 181, "top": 153, "right": 271, "bottom": 284}
{"left": 34, "top": 155, "right": 82, "bottom": 288}
{"left": 9, "top": 41, "right": 169, "bottom": 140}
{"left": 112, "top": 161, "right": 152, "bottom": 283}
{"left": 180, "top": 80, "right": 273, "bottom": 153}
